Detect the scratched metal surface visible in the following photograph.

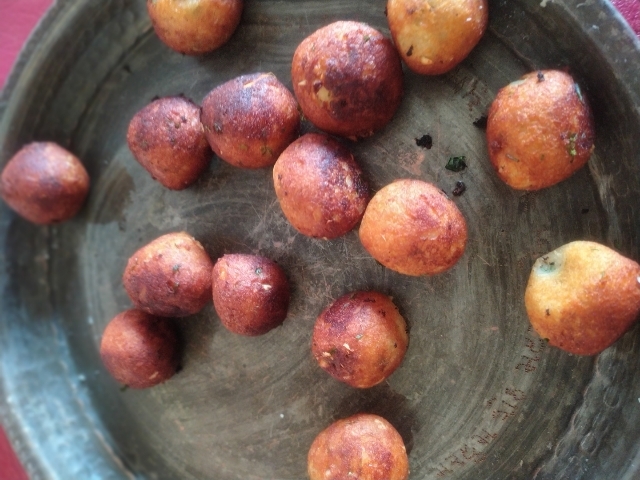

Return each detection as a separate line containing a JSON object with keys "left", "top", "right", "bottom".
{"left": 0, "top": 0, "right": 639, "bottom": 479}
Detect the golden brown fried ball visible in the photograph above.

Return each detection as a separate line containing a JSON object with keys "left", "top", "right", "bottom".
{"left": 291, "top": 21, "right": 403, "bottom": 140}
{"left": 387, "top": 0, "right": 488, "bottom": 75}
{"left": 486, "top": 69, "right": 595, "bottom": 190}
{"left": 127, "top": 96, "right": 211, "bottom": 190}
{"left": 273, "top": 133, "right": 370, "bottom": 239}
{"left": 359, "top": 179, "right": 467, "bottom": 276}
{"left": 0, "top": 142, "right": 90, "bottom": 224}
{"left": 212, "top": 254, "right": 290, "bottom": 336}
{"left": 201, "top": 73, "right": 300, "bottom": 169}
{"left": 147, "top": 0, "right": 243, "bottom": 55}
{"left": 525, "top": 241, "right": 640, "bottom": 355}
{"left": 308, "top": 413, "right": 409, "bottom": 480}
{"left": 123, "top": 232, "right": 214, "bottom": 317}
{"left": 100, "top": 309, "right": 180, "bottom": 389}
{"left": 311, "top": 291, "right": 408, "bottom": 388}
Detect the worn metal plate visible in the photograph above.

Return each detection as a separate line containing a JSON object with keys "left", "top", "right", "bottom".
{"left": 1, "top": 0, "right": 640, "bottom": 479}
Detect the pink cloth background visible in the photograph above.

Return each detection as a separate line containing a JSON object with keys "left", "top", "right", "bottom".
{"left": 0, "top": 0, "right": 639, "bottom": 478}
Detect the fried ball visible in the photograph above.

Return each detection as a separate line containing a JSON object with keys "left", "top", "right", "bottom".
{"left": 127, "top": 96, "right": 211, "bottom": 190}
{"left": 308, "top": 413, "right": 409, "bottom": 480}
{"left": 0, "top": 142, "right": 90, "bottom": 224}
{"left": 525, "top": 241, "right": 640, "bottom": 355}
{"left": 486, "top": 69, "right": 595, "bottom": 190}
{"left": 123, "top": 232, "right": 213, "bottom": 317}
{"left": 147, "top": 0, "right": 243, "bottom": 55}
{"left": 311, "top": 291, "right": 408, "bottom": 388}
{"left": 273, "top": 133, "right": 370, "bottom": 239}
{"left": 386, "top": 0, "right": 488, "bottom": 75}
{"left": 359, "top": 179, "right": 467, "bottom": 276}
{"left": 291, "top": 21, "right": 403, "bottom": 140}
{"left": 200, "top": 73, "right": 300, "bottom": 169}
{"left": 100, "top": 309, "right": 180, "bottom": 389}
{"left": 212, "top": 254, "right": 290, "bottom": 336}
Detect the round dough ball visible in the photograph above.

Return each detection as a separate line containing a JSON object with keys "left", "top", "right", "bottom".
{"left": 201, "top": 73, "right": 300, "bottom": 169}
{"left": 100, "top": 309, "right": 180, "bottom": 389}
{"left": 486, "top": 69, "right": 595, "bottom": 190}
{"left": 359, "top": 179, "right": 467, "bottom": 276}
{"left": 525, "top": 241, "right": 640, "bottom": 355}
{"left": 308, "top": 413, "right": 409, "bottom": 480}
{"left": 212, "top": 254, "right": 290, "bottom": 336}
{"left": 387, "top": 0, "right": 488, "bottom": 75}
{"left": 312, "top": 291, "right": 408, "bottom": 388}
{"left": 291, "top": 21, "right": 403, "bottom": 140}
{"left": 273, "top": 133, "right": 370, "bottom": 239}
{"left": 147, "top": 0, "right": 243, "bottom": 55}
{"left": 123, "top": 232, "right": 214, "bottom": 317}
{"left": 0, "top": 142, "right": 90, "bottom": 224}
{"left": 127, "top": 96, "right": 211, "bottom": 190}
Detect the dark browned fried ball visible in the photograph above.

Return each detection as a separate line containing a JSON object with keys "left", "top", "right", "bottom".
{"left": 201, "top": 72, "right": 301, "bottom": 169}
{"left": 291, "top": 21, "right": 403, "bottom": 140}
{"left": 311, "top": 291, "right": 408, "bottom": 388}
{"left": 308, "top": 413, "right": 409, "bottom": 480}
{"left": 359, "top": 179, "right": 467, "bottom": 276}
{"left": 127, "top": 96, "right": 211, "bottom": 190}
{"left": 212, "top": 254, "right": 290, "bottom": 336}
{"left": 100, "top": 309, "right": 180, "bottom": 389}
{"left": 486, "top": 69, "right": 595, "bottom": 190}
{"left": 273, "top": 133, "right": 370, "bottom": 239}
{"left": 147, "top": 0, "right": 243, "bottom": 55}
{"left": 0, "top": 142, "right": 90, "bottom": 225}
{"left": 387, "top": 0, "right": 488, "bottom": 75}
{"left": 123, "top": 231, "right": 214, "bottom": 317}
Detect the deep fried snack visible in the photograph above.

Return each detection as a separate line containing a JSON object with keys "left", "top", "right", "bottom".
{"left": 291, "top": 21, "right": 403, "bottom": 140}
{"left": 312, "top": 291, "right": 408, "bottom": 388}
{"left": 0, "top": 142, "right": 90, "bottom": 224}
{"left": 123, "top": 232, "right": 213, "bottom": 317}
{"left": 212, "top": 254, "right": 290, "bottom": 336}
{"left": 100, "top": 309, "right": 180, "bottom": 389}
{"left": 359, "top": 179, "right": 467, "bottom": 276}
{"left": 486, "top": 69, "right": 595, "bottom": 190}
{"left": 273, "top": 133, "right": 370, "bottom": 239}
{"left": 201, "top": 73, "right": 300, "bottom": 169}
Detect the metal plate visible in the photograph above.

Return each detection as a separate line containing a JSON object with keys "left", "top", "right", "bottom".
{"left": 1, "top": 1, "right": 640, "bottom": 478}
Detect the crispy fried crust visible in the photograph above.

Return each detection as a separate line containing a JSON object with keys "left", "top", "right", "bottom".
{"left": 100, "top": 309, "right": 179, "bottom": 389}
{"left": 291, "top": 21, "right": 403, "bottom": 139}
{"left": 123, "top": 232, "right": 214, "bottom": 317}
{"left": 201, "top": 73, "right": 300, "bottom": 168}
{"left": 273, "top": 133, "right": 370, "bottom": 239}
{"left": 0, "top": 142, "right": 90, "bottom": 225}
{"left": 311, "top": 291, "right": 408, "bottom": 388}
{"left": 359, "top": 179, "right": 467, "bottom": 276}
{"left": 486, "top": 69, "right": 595, "bottom": 190}
{"left": 525, "top": 241, "right": 640, "bottom": 355}
{"left": 308, "top": 413, "right": 409, "bottom": 480}
{"left": 212, "top": 254, "right": 290, "bottom": 336}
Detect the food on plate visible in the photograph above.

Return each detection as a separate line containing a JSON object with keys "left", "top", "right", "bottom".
{"left": 127, "top": 96, "right": 211, "bottom": 190}
{"left": 525, "top": 241, "right": 640, "bottom": 356}
{"left": 308, "top": 413, "right": 409, "bottom": 480}
{"left": 200, "top": 73, "right": 300, "bottom": 169}
{"left": 146, "top": 0, "right": 243, "bottom": 55}
{"left": 359, "top": 179, "right": 467, "bottom": 276}
{"left": 123, "top": 231, "right": 214, "bottom": 317}
{"left": 291, "top": 21, "right": 403, "bottom": 140}
{"left": 100, "top": 309, "right": 180, "bottom": 389}
{"left": 273, "top": 133, "right": 370, "bottom": 239}
{"left": 311, "top": 291, "right": 408, "bottom": 388}
{"left": 212, "top": 253, "right": 290, "bottom": 336}
{"left": 0, "top": 142, "right": 90, "bottom": 225}
{"left": 486, "top": 69, "right": 595, "bottom": 190}
{"left": 386, "top": 0, "right": 488, "bottom": 75}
